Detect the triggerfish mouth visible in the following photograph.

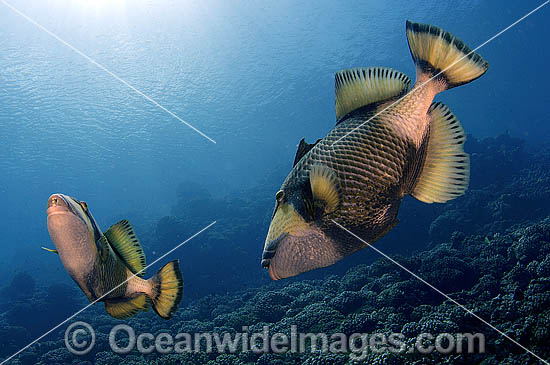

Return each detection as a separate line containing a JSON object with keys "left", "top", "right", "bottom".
{"left": 262, "top": 21, "right": 489, "bottom": 280}
{"left": 46, "top": 193, "right": 183, "bottom": 319}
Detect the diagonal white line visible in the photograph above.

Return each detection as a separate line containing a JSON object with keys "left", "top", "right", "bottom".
{"left": 1, "top": 0, "right": 217, "bottom": 144}
{"left": 331, "top": 219, "right": 549, "bottom": 364}
{"left": 0, "top": 220, "right": 216, "bottom": 365}
{"left": 331, "top": 1, "right": 549, "bottom": 146}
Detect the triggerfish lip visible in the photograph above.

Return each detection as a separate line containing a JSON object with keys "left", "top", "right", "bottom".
{"left": 261, "top": 233, "right": 288, "bottom": 270}
{"left": 263, "top": 229, "right": 344, "bottom": 281}
{"left": 268, "top": 264, "right": 281, "bottom": 280}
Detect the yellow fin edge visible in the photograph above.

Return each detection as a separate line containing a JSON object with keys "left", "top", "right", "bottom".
{"left": 335, "top": 67, "right": 411, "bottom": 121}
{"left": 104, "top": 220, "right": 147, "bottom": 277}
{"left": 406, "top": 21, "right": 488, "bottom": 88}
{"left": 104, "top": 294, "right": 150, "bottom": 320}
{"left": 41, "top": 246, "right": 58, "bottom": 254}
{"left": 309, "top": 164, "right": 340, "bottom": 214}
{"left": 150, "top": 260, "right": 184, "bottom": 320}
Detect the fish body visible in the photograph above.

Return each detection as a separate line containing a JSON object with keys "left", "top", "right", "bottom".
{"left": 262, "top": 21, "right": 489, "bottom": 280}
{"left": 46, "top": 193, "right": 183, "bottom": 319}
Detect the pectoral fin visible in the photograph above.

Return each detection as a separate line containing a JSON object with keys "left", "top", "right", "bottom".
{"left": 309, "top": 164, "right": 340, "bottom": 215}
{"left": 41, "top": 246, "right": 58, "bottom": 254}
{"left": 98, "top": 236, "right": 111, "bottom": 263}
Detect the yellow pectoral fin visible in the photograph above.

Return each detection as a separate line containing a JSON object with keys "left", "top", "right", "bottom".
{"left": 41, "top": 246, "right": 58, "bottom": 254}
{"left": 309, "top": 164, "right": 340, "bottom": 214}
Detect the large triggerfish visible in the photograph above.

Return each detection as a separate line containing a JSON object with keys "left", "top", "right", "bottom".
{"left": 262, "top": 21, "right": 488, "bottom": 280}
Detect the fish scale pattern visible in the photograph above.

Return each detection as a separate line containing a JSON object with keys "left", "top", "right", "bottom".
{"left": 284, "top": 102, "right": 422, "bottom": 253}
{"left": 92, "top": 240, "right": 129, "bottom": 300}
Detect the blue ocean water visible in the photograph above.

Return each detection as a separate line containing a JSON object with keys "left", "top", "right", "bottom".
{"left": 1, "top": 1, "right": 549, "bottom": 364}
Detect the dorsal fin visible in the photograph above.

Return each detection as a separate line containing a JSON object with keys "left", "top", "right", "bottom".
{"left": 412, "top": 102, "right": 470, "bottom": 203}
{"left": 335, "top": 67, "right": 411, "bottom": 122}
{"left": 104, "top": 220, "right": 147, "bottom": 277}
{"left": 293, "top": 138, "right": 320, "bottom": 167}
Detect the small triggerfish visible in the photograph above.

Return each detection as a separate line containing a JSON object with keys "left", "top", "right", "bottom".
{"left": 262, "top": 21, "right": 489, "bottom": 280}
{"left": 45, "top": 193, "right": 183, "bottom": 319}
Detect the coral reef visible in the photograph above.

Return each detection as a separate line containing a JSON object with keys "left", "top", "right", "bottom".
{"left": 1, "top": 216, "right": 547, "bottom": 364}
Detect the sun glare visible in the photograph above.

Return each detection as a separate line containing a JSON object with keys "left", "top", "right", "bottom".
{"left": 74, "top": 0, "right": 128, "bottom": 14}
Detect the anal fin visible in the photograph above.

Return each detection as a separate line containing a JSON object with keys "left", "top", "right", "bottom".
{"left": 412, "top": 102, "right": 469, "bottom": 203}
{"left": 104, "top": 294, "right": 150, "bottom": 319}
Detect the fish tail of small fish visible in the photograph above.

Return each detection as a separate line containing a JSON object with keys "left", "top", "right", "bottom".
{"left": 406, "top": 21, "right": 489, "bottom": 92}
{"left": 147, "top": 260, "right": 184, "bottom": 320}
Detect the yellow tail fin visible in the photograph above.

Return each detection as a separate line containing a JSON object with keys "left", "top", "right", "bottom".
{"left": 148, "top": 260, "right": 183, "bottom": 319}
{"left": 406, "top": 21, "right": 488, "bottom": 89}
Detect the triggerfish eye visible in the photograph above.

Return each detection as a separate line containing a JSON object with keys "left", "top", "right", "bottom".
{"left": 79, "top": 201, "right": 88, "bottom": 212}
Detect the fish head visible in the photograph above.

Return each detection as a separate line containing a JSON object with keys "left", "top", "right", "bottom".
{"left": 46, "top": 194, "right": 101, "bottom": 276}
{"left": 261, "top": 177, "right": 342, "bottom": 280}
